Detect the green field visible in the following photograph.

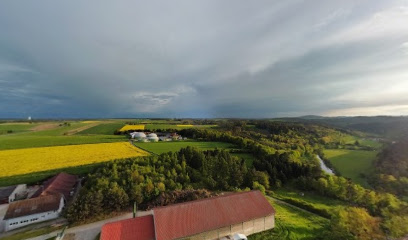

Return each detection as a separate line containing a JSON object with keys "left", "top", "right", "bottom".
{"left": 249, "top": 198, "right": 329, "bottom": 240}
{"left": 0, "top": 121, "right": 127, "bottom": 150}
{"left": 324, "top": 149, "right": 377, "bottom": 187}
{"left": 0, "top": 123, "right": 38, "bottom": 134}
{"left": 0, "top": 135, "right": 126, "bottom": 150}
{"left": 271, "top": 188, "right": 347, "bottom": 215}
{"left": 77, "top": 123, "right": 125, "bottom": 135}
{"left": 133, "top": 141, "right": 234, "bottom": 154}
{"left": 0, "top": 163, "right": 103, "bottom": 187}
{"left": 144, "top": 124, "right": 216, "bottom": 130}
{"left": 231, "top": 153, "right": 256, "bottom": 168}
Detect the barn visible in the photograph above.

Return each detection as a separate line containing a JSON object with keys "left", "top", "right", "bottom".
{"left": 3, "top": 194, "right": 64, "bottom": 231}
{"left": 33, "top": 172, "right": 79, "bottom": 201}
{"left": 101, "top": 190, "right": 275, "bottom": 240}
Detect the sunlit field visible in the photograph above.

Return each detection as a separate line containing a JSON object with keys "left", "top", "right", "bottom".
{"left": 119, "top": 124, "right": 145, "bottom": 132}
{"left": 0, "top": 142, "right": 149, "bottom": 178}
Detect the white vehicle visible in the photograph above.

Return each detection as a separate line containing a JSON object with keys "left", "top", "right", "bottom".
{"left": 220, "top": 233, "right": 248, "bottom": 240}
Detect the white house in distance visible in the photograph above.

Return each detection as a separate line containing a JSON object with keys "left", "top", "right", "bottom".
{"left": 0, "top": 184, "right": 27, "bottom": 204}
{"left": 3, "top": 194, "right": 64, "bottom": 231}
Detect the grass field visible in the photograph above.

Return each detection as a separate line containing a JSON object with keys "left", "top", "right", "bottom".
{"left": 271, "top": 188, "right": 347, "bottom": 214}
{"left": 0, "top": 135, "right": 126, "bottom": 150}
{"left": 133, "top": 141, "right": 234, "bottom": 154}
{"left": 324, "top": 149, "right": 377, "bottom": 187}
{"left": 77, "top": 123, "right": 125, "bottom": 135}
{"left": 0, "top": 123, "right": 39, "bottom": 135}
{"left": 144, "top": 124, "right": 216, "bottom": 130}
{"left": 231, "top": 153, "right": 256, "bottom": 168}
{"left": 249, "top": 198, "right": 329, "bottom": 240}
{"left": 0, "top": 121, "right": 127, "bottom": 150}
{"left": 0, "top": 142, "right": 149, "bottom": 178}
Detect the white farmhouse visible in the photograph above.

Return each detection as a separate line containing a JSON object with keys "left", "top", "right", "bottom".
{"left": 0, "top": 184, "right": 27, "bottom": 204}
{"left": 4, "top": 194, "right": 64, "bottom": 231}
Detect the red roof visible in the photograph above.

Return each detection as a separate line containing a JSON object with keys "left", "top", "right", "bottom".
{"left": 4, "top": 194, "right": 62, "bottom": 220}
{"left": 33, "top": 173, "right": 78, "bottom": 200}
{"left": 100, "top": 215, "right": 155, "bottom": 240}
{"left": 153, "top": 190, "right": 275, "bottom": 240}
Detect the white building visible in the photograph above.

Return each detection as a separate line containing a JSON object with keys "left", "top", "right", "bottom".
{"left": 130, "top": 132, "right": 146, "bottom": 140}
{"left": 0, "top": 184, "right": 27, "bottom": 204}
{"left": 147, "top": 133, "right": 159, "bottom": 142}
{"left": 4, "top": 194, "right": 64, "bottom": 231}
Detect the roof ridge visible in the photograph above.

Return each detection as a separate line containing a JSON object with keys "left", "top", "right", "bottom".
{"left": 152, "top": 190, "right": 260, "bottom": 211}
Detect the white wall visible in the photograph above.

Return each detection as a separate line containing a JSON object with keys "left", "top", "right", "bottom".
{"left": 9, "top": 184, "right": 27, "bottom": 203}
{"left": 5, "top": 196, "right": 64, "bottom": 232}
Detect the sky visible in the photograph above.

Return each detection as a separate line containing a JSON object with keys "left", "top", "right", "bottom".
{"left": 1, "top": 0, "right": 408, "bottom": 118}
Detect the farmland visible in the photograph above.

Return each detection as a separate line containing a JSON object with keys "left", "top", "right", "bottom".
{"left": 145, "top": 124, "right": 216, "bottom": 130}
{"left": 77, "top": 122, "right": 125, "bottom": 135}
{"left": 249, "top": 198, "right": 329, "bottom": 240}
{"left": 0, "top": 123, "right": 39, "bottom": 135}
{"left": 0, "top": 121, "right": 126, "bottom": 150}
{"left": 133, "top": 141, "right": 234, "bottom": 154}
{"left": 324, "top": 149, "right": 377, "bottom": 187}
{"left": 0, "top": 142, "right": 149, "bottom": 179}
{"left": 119, "top": 124, "right": 145, "bottom": 132}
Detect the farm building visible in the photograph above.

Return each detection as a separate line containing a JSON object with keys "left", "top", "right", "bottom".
{"left": 130, "top": 132, "right": 146, "bottom": 139}
{"left": 147, "top": 133, "right": 159, "bottom": 142}
{"left": 3, "top": 194, "right": 64, "bottom": 231}
{"left": 130, "top": 132, "right": 184, "bottom": 142}
{"left": 32, "top": 172, "right": 79, "bottom": 201}
{"left": 100, "top": 190, "right": 275, "bottom": 240}
{"left": 0, "top": 184, "right": 26, "bottom": 204}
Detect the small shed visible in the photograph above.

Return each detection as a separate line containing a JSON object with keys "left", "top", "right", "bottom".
{"left": 0, "top": 184, "right": 27, "bottom": 204}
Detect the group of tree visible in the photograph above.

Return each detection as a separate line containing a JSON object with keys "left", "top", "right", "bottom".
{"left": 297, "top": 174, "right": 408, "bottom": 238}
{"left": 371, "top": 137, "right": 408, "bottom": 198}
{"left": 65, "top": 147, "right": 267, "bottom": 223}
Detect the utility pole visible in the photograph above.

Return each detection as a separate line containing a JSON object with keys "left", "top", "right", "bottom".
{"left": 133, "top": 201, "right": 137, "bottom": 218}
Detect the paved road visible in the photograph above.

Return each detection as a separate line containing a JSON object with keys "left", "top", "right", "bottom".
{"left": 26, "top": 210, "right": 153, "bottom": 240}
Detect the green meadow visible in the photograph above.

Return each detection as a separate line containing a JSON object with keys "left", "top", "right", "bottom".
{"left": 249, "top": 198, "right": 329, "bottom": 240}
{"left": 324, "top": 149, "right": 377, "bottom": 187}
{"left": 77, "top": 122, "right": 125, "bottom": 135}
{"left": 133, "top": 141, "right": 234, "bottom": 154}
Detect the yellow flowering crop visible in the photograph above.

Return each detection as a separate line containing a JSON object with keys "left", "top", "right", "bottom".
{"left": 119, "top": 124, "right": 145, "bottom": 132}
{"left": 81, "top": 121, "right": 100, "bottom": 124}
{"left": 0, "top": 142, "right": 149, "bottom": 178}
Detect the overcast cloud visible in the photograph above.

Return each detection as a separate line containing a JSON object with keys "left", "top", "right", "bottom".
{"left": 1, "top": 0, "right": 408, "bottom": 118}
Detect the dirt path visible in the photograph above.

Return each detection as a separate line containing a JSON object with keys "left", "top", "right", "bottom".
{"left": 64, "top": 122, "right": 102, "bottom": 136}
{"left": 30, "top": 123, "right": 60, "bottom": 131}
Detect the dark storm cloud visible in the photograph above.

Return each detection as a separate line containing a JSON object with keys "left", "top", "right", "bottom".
{"left": 0, "top": 0, "right": 407, "bottom": 118}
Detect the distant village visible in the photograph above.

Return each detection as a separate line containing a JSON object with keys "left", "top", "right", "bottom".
{"left": 129, "top": 132, "right": 187, "bottom": 142}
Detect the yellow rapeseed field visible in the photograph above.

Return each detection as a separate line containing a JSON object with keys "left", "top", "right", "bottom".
{"left": 81, "top": 120, "right": 100, "bottom": 124}
{"left": 0, "top": 142, "right": 149, "bottom": 178}
{"left": 119, "top": 124, "right": 145, "bottom": 132}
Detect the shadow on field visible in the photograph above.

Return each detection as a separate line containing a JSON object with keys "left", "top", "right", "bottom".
{"left": 0, "top": 163, "right": 103, "bottom": 187}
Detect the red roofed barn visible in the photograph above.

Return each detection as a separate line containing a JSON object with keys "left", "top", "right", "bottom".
{"left": 101, "top": 190, "right": 275, "bottom": 240}
{"left": 33, "top": 172, "right": 78, "bottom": 201}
